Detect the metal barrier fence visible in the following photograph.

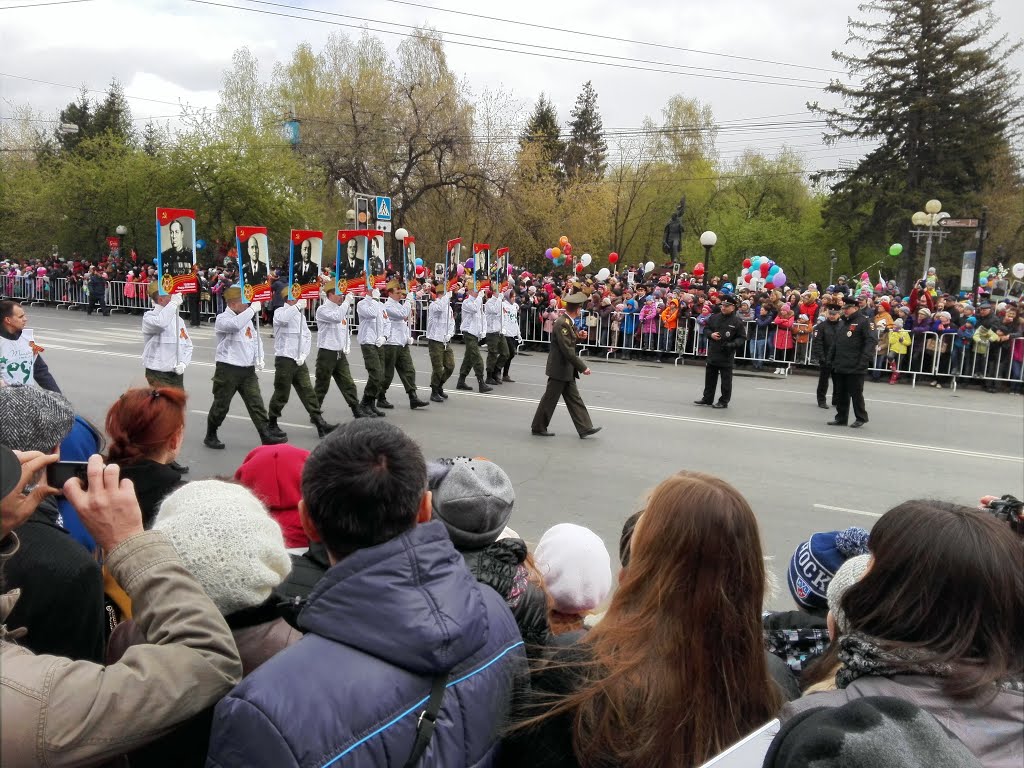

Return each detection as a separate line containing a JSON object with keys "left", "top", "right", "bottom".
{"left": 4, "top": 277, "right": 1021, "bottom": 391}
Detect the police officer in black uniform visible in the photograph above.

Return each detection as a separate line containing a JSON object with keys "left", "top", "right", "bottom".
{"left": 693, "top": 294, "right": 746, "bottom": 409}
{"left": 827, "top": 295, "right": 876, "bottom": 428}
{"left": 810, "top": 299, "right": 842, "bottom": 409}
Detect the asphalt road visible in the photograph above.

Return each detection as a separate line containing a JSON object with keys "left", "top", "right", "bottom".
{"left": 25, "top": 305, "right": 1024, "bottom": 610}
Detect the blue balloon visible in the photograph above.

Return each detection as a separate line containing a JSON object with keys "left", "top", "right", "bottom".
{"left": 414, "top": 257, "right": 423, "bottom": 267}
{"left": 196, "top": 239, "right": 206, "bottom": 250}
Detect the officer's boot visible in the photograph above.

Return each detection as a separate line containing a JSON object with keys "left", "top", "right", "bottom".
{"left": 258, "top": 425, "right": 287, "bottom": 445}
{"left": 478, "top": 377, "right": 493, "bottom": 393}
{"left": 456, "top": 375, "right": 472, "bottom": 391}
{"left": 438, "top": 384, "right": 449, "bottom": 399}
{"left": 312, "top": 414, "right": 338, "bottom": 438}
{"left": 267, "top": 418, "right": 287, "bottom": 439}
{"left": 429, "top": 386, "right": 444, "bottom": 403}
{"left": 410, "top": 391, "right": 430, "bottom": 409}
{"left": 351, "top": 404, "right": 367, "bottom": 419}
{"left": 486, "top": 369, "right": 502, "bottom": 386}
{"left": 376, "top": 396, "right": 395, "bottom": 410}
{"left": 203, "top": 427, "right": 225, "bottom": 450}
{"left": 362, "top": 395, "right": 385, "bottom": 417}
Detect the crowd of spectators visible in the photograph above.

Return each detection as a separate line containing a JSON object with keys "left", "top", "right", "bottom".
{"left": 1, "top": 378, "right": 1021, "bottom": 767}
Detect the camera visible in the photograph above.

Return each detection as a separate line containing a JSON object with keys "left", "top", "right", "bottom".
{"left": 984, "top": 495, "right": 1023, "bottom": 535}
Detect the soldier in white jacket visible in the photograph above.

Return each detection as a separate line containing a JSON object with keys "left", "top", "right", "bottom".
{"left": 426, "top": 286, "right": 456, "bottom": 402}
{"left": 483, "top": 289, "right": 509, "bottom": 386}
{"left": 314, "top": 286, "right": 371, "bottom": 420}
{"left": 204, "top": 286, "right": 284, "bottom": 449}
{"left": 356, "top": 289, "right": 389, "bottom": 417}
{"left": 455, "top": 287, "right": 492, "bottom": 393}
{"left": 142, "top": 281, "right": 193, "bottom": 390}
{"left": 379, "top": 285, "right": 429, "bottom": 410}
{"left": 500, "top": 290, "right": 522, "bottom": 383}
{"left": 269, "top": 289, "right": 338, "bottom": 438}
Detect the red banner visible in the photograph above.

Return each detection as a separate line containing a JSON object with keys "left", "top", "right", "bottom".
{"left": 155, "top": 207, "right": 197, "bottom": 295}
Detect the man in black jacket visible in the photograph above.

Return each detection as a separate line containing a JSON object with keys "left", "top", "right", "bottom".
{"left": 694, "top": 295, "right": 746, "bottom": 409}
{"left": 827, "top": 295, "right": 876, "bottom": 428}
{"left": 810, "top": 301, "right": 842, "bottom": 409}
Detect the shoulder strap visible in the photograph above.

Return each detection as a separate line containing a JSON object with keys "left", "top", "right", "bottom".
{"left": 403, "top": 673, "right": 450, "bottom": 768}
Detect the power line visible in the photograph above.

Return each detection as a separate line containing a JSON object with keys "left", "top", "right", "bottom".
{"left": 0, "top": 0, "right": 95, "bottom": 9}
{"left": 375, "top": 0, "right": 846, "bottom": 76}
{"left": 0, "top": 72, "right": 190, "bottom": 108}
{"left": 184, "top": 0, "right": 828, "bottom": 89}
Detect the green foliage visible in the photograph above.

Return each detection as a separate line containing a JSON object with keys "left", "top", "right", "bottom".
{"left": 564, "top": 81, "right": 607, "bottom": 181}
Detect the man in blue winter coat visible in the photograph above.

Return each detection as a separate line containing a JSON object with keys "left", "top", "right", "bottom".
{"left": 206, "top": 419, "right": 527, "bottom": 768}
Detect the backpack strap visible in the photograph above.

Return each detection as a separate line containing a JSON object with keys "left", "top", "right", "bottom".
{"left": 403, "top": 672, "right": 450, "bottom": 768}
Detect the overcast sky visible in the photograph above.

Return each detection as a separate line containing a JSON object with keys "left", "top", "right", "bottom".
{"left": 2, "top": 0, "right": 1022, "bottom": 171}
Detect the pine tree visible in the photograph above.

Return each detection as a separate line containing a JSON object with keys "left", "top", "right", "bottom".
{"left": 564, "top": 81, "right": 607, "bottom": 180}
{"left": 810, "top": 0, "right": 1021, "bottom": 277}
{"left": 54, "top": 89, "right": 92, "bottom": 154}
{"left": 141, "top": 122, "right": 163, "bottom": 157}
{"left": 519, "top": 93, "right": 564, "bottom": 178}
{"left": 91, "top": 79, "right": 135, "bottom": 145}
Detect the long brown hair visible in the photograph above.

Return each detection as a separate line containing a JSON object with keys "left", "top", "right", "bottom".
{"left": 841, "top": 500, "right": 1024, "bottom": 698}
{"left": 521, "top": 471, "right": 782, "bottom": 767}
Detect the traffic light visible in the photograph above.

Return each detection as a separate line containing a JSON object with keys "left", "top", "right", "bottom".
{"left": 356, "top": 198, "right": 369, "bottom": 228}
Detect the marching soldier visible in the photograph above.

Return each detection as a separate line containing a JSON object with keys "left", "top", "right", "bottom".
{"left": 269, "top": 289, "right": 338, "bottom": 438}
{"left": 142, "top": 281, "right": 192, "bottom": 390}
{"left": 692, "top": 295, "right": 746, "bottom": 409}
{"left": 426, "top": 284, "right": 456, "bottom": 402}
{"left": 357, "top": 289, "right": 388, "bottom": 417}
{"left": 827, "top": 295, "right": 875, "bottom": 428}
{"left": 531, "top": 292, "right": 602, "bottom": 439}
{"left": 484, "top": 288, "right": 509, "bottom": 386}
{"left": 381, "top": 285, "right": 429, "bottom": 410}
{"left": 455, "top": 286, "right": 492, "bottom": 393}
{"left": 500, "top": 289, "right": 521, "bottom": 382}
{"left": 204, "top": 287, "right": 285, "bottom": 449}
{"left": 314, "top": 286, "right": 372, "bottom": 419}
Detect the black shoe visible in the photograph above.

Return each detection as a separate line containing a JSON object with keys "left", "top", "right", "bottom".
{"left": 826, "top": 420, "right": 847, "bottom": 426}
{"left": 438, "top": 387, "right": 449, "bottom": 399}
{"left": 579, "top": 426, "right": 602, "bottom": 439}
{"left": 410, "top": 394, "right": 429, "bottom": 409}
{"left": 169, "top": 460, "right": 190, "bottom": 473}
{"left": 502, "top": 374, "right": 515, "bottom": 383}
{"left": 259, "top": 427, "right": 287, "bottom": 445}
{"left": 376, "top": 397, "right": 395, "bottom": 410}
{"left": 693, "top": 400, "right": 713, "bottom": 406}
{"left": 486, "top": 375, "right": 501, "bottom": 386}
{"left": 532, "top": 429, "right": 555, "bottom": 437}
{"left": 817, "top": 401, "right": 828, "bottom": 409}
{"left": 430, "top": 388, "right": 444, "bottom": 403}
{"left": 203, "top": 430, "right": 225, "bottom": 450}
{"left": 478, "top": 380, "right": 493, "bottom": 393}
{"left": 312, "top": 416, "right": 338, "bottom": 438}
{"left": 351, "top": 405, "right": 367, "bottom": 419}
{"left": 456, "top": 378, "right": 473, "bottom": 391}
{"left": 362, "top": 398, "right": 385, "bottom": 417}
{"left": 850, "top": 420, "right": 866, "bottom": 428}
{"left": 267, "top": 419, "right": 287, "bottom": 439}
{"left": 712, "top": 402, "right": 728, "bottom": 409}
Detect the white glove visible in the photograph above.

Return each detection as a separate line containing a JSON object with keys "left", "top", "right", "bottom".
{"left": 250, "top": 300, "right": 262, "bottom": 314}
{"left": 255, "top": 359, "right": 265, "bottom": 372}
{"left": 406, "top": 337, "right": 414, "bottom": 346}
{"left": 298, "top": 355, "right": 307, "bottom": 366}
{"left": 169, "top": 293, "right": 184, "bottom": 308}
{"left": 375, "top": 337, "right": 385, "bottom": 348}
{"left": 173, "top": 362, "right": 186, "bottom": 376}
{"left": 296, "top": 299, "right": 307, "bottom": 310}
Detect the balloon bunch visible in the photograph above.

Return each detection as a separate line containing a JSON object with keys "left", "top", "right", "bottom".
{"left": 979, "top": 264, "right": 1008, "bottom": 288}
{"left": 414, "top": 256, "right": 425, "bottom": 278}
{"left": 545, "top": 235, "right": 573, "bottom": 267}
{"left": 739, "top": 256, "right": 787, "bottom": 289}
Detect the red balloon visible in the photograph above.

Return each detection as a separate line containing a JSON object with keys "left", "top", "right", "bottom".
{"left": 765, "top": 281, "right": 775, "bottom": 289}
{"left": 759, "top": 262, "right": 770, "bottom": 277}
{"left": 563, "top": 243, "right": 573, "bottom": 256}
{"left": 693, "top": 262, "right": 705, "bottom": 276}
{"left": 608, "top": 252, "right": 620, "bottom": 264}
{"left": 742, "top": 258, "right": 752, "bottom": 269}
{"left": 575, "top": 263, "right": 584, "bottom": 273}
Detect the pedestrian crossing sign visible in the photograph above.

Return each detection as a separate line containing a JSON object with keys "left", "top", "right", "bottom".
{"left": 375, "top": 196, "right": 392, "bottom": 221}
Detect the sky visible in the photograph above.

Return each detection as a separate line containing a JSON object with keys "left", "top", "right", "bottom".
{"left": 1, "top": 0, "right": 1022, "bottom": 172}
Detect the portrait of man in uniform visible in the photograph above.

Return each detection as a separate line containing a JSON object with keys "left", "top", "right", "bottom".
{"left": 295, "top": 238, "right": 320, "bottom": 285}
{"left": 369, "top": 235, "right": 386, "bottom": 277}
{"left": 340, "top": 238, "right": 363, "bottom": 280}
{"left": 242, "top": 235, "right": 269, "bottom": 287}
{"left": 161, "top": 218, "right": 196, "bottom": 278}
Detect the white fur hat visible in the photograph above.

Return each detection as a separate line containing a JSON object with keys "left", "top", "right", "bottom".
{"left": 155, "top": 480, "right": 292, "bottom": 615}
{"left": 535, "top": 523, "right": 612, "bottom": 614}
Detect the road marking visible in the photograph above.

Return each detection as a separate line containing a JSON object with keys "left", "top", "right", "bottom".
{"left": 813, "top": 503, "right": 882, "bottom": 519}
{"left": 40, "top": 342, "right": 1024, "bottom": 464}
{"left": 190, "top": 410, "right": 312, "bottom": 430}
{"left": 756, "top": 387, "right": 1022, "bottom": 418}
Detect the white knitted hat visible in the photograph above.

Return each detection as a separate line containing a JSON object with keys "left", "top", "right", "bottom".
{"left": 534, "top": 523, "right": 612, "bottom": 614}
{"left": 154, "top": 480, "right": 292, "bottom": 616}
{"left": 827, "top": 553, "right": 871, "bottom": 635}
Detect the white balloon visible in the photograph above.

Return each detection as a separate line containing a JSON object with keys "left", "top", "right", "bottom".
{"left": 596, "top": 267, "right": 611, "bottom": 282}
{"left": 580, "top": 253, "right": 593, "bottom": 267}
{"left": 644, "top": 261, "right": 655, "bottom": 273}
{"left": 1013, "top": 262, "right": 1024, "bottom": 279}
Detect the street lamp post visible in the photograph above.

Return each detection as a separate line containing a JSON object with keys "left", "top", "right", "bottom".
{"left": 909, "top": 199, "right": 950, "bottom": 280}
{"left": 699, "top": 230, "right": 717, "bottom": 288}
{"left": 828, "top": 248, "right": 837, "bottom": 287}
{"left": 115, "top": 224, "right": 127, "bottom": 260}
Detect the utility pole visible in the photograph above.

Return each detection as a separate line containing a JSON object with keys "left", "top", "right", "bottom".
{"left": 973, "top": 207, "right": 989, "bottom": 306}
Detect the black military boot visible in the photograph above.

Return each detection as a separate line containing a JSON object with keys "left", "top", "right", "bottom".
{"left": 478, "top": 377, "right": 493, "bottom": 393}
{"left": 351, "top": 404, "right": 367, "bottom": 419}
{"left": 258, "top": 426, "right": 287, "bottom": 445}
{"left": 410, "top": 392, "right": 429, "bottom": 409}
{"left": 362, "top": 396, "right": 385, "bottom": 417}
{"left": 430, "top": 387, "right": 444, "bottom": 403}
{"left": 312, "top": 415, "right": 338, "bottom": 438}
{"left": 486, "top": 371, "right": 502, "bottom": 385}
{"left": 456, "top": 376, "right": 472, "bottom": 391}
{"left": 203, "top": 428, "right": 225, "bottom": 450}
{"left": 267, "top": 418, "right": 287, "bottom": 439}
{"left": 376, "top": 396, "right": 395, "bottom": 410}
{"left": 438, "top": 385, "right": 449, "bottom": 399}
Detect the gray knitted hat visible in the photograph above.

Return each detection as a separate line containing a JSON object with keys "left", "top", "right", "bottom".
{"left": 827, "top": 554, "right": 871, "bottom": 635}
{"left": 427, "top": 458, "right": 515, "bottom": 550}
{"left": 0, "top": 386, "right": 75, "bottom": 452}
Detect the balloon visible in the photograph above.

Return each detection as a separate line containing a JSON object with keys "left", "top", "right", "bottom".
{"left": 465, "top": 257, "right": 475, "bottom": 269}
{"left": 1013, "top": 262, "right": 1024, "bottom": 279}
{"left": 742, "top": 258, "right": 752, "bottom": 268}
{"left": 765, "top": 281, "right": 775, "bottom": 290}
{"left": 581, "top": 253, "right": 593, "bottom": 267}
{"left": 774, "top": 272, "right": 787, "bottom": 288}
{"left": 575, "top": 263, "right": 584, "bottom": 273}
{"left": 563, "top": 243, "right": 572, "bottom": 256}
{"left": 456, "top": 264, "right": 465, "bottom": 276}
{"left": 741, "top": 267, "right": 749, "bottom": 276}
{"left": 644, "top": 261, "right": 655, "bottom": 273}
{"left": 414, "top": 257, "right": 423, "bottom": 267}
{"left": 196, "top": 239, "right": 206, "bottom": 250}
{"left": 544, "top": 248, "right": 553, "bottom": 259}
{"left": 551, "top": 247, "right": 561, "bottom": 259}
{"left": 979, "top": 277, "right": 988, "bottom": 287}
{"left": 596, "top": 267, "right": 611, "bottom": 281}
{"left": 768, "top": 265, "right": 780, "bottom": 277}
{"left": 759, "top": 262, "right": 770, "bottom": 277}
{"left": 723, "top": 282, "right": 734, "bottom": 293}
{"left": 608, "top": 252, "right": 620, "bottom": 264}
{"left": 559, "top": 235, "right": 569, "bottom": 247}
{"left": 553, "top": 257, "right": 563, "bottom": 267}
{"left": 889, "top": 243, "right": 903, "bottom": 257}
{"left": 415, "top": 266, "right": 425, "bottom": 276}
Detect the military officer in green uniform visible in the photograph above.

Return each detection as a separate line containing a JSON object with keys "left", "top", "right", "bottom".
{"left": 380, "top": 284, "right": 429, "bottom": 410}
{"left": 204, "top": 286, "right": 285, "bottom": 449}
{"left": 531, "top": 292, "right": 602, "bottom": 439}
{"left": 356, "top": 288, "right": 388, "bottom": 416}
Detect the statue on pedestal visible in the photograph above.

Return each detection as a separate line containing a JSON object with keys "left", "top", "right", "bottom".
{"left": 663, "top": 196, "right": 686, "bottom": 263}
